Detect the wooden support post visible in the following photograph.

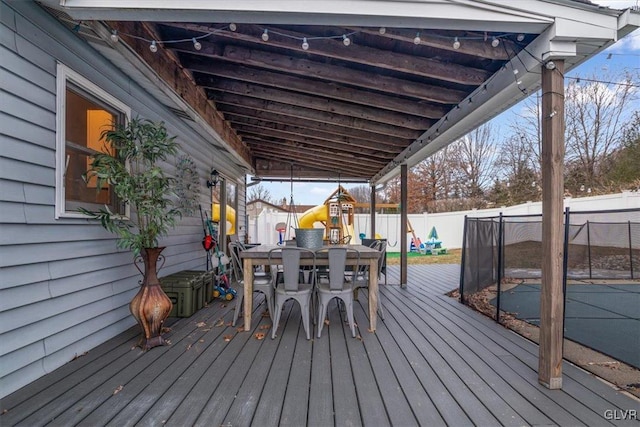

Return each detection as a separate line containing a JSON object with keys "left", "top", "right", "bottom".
{"left": 400, "top": 164, "right": 408, "bottom": 288}
{"left": 539, "top": 59, "right": 565, "bottom": 389}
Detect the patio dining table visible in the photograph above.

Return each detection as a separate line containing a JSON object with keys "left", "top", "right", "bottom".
{"left": 240, "top": 244, "right": 381, "bottom": 332}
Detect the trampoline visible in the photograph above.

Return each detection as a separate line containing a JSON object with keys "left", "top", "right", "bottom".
{"left": 493, "top": 282, "right": 640, "bottom": 368}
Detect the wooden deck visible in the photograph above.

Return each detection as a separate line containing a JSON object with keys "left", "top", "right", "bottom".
{"left": 2, "top": 265, "right": 638, "bottom": 427}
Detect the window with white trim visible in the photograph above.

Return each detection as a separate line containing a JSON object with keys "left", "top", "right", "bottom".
{"left": 55, "top": 64, "right": 130, "bottom": 218}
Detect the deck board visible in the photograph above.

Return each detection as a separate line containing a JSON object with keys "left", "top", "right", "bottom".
{"left": 2, "top": 265, "right": 639, "bottom": 427}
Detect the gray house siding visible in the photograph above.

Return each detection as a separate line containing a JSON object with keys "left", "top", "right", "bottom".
{"left": 0, "top": 0, "right": 247, "bottom": 398}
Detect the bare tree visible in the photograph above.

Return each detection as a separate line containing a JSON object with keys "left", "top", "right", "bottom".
{"left": 495, "top": 134, "right": 540, "bottom": 203}
{"left": 509, "top": 92, "right": 542, "bottom": 176}
{"left": 247, "top": 183, "right": 274, "bottom": 203}
{"left": 452, "top": 123, "right": 499, "bottom": 206}
{"left": 346, "top": 185, "right": 371, "bottom": 212}
{"left": 564, "top": 71, "right": 638, "bottom": 192}
{"left": 411, "top": 145, "right": 461, "bottom": 212}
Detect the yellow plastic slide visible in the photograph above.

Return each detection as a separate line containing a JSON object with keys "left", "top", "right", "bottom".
{"left": 212, "top": 203, "right": 236, "bottom": 234}
{"left": 298, "top": 204, "right": 327, "bottom": 228}
{"left": 299, "top": 204, "right": 355, "bottom": 241}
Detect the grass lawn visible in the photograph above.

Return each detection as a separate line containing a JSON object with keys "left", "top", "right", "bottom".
{"left": 386, "top": 248, "right": 461, "bottom": 265}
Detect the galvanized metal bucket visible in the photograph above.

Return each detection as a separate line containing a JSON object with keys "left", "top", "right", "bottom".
{"left": 294, "top": 228, "right": 324, "bottom": 249}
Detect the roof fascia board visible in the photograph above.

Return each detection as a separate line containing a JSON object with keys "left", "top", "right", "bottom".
{"left": 617, "top": 9, "right": 640, "bottom": 38}
{"left": 54, "top": 0, "right": 552, "bottom": 30}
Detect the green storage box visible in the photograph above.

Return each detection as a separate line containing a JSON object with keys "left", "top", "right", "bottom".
{"left": 160, "top": 271, "right": 207, "bottom": 318}
{"left": 182, "top": 270, "right": 215, "bottom": 303}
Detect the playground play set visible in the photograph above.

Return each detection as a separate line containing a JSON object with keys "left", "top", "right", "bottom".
{"left": 278, "top": 186, "right": 447, "bottom": 255}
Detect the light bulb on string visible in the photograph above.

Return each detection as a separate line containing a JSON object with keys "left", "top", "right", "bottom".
{"left": 491, "top": 37, "right": 500, "bottom": 48}
{"left": 261, "top": 29, "right": 269, "bottom": 42}
{"left": 453, "top": 37, "right": 460, "bottom": 49}
{"left": 301, "top": 37, "right": 309, "bottom": 50}
{"left": 342, "top": 34, "right": 351, "bottom": 46}
{"left": 379, "top": 27, "right": 386, "bottom": 35}
{"left": 229, "top": 23, "right": 237, "bottom": 31}
{"left": 413, "top": 32, "right": 421, "bottom": 45}
{"left": 110, "top": 30, "right": 118, "bottom": 43}
{"left": 516, "top": 33, "right": 525, "bottom": 42}
{"left": 192, "top": 38, "right": 202, "bottom": 51}
{"left": 150, "top": 41, "right": 158, "bottom": 52}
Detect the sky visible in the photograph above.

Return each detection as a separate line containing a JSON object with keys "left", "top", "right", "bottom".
{"left": 252, "top": 0, "right": 640, "bottom": 207}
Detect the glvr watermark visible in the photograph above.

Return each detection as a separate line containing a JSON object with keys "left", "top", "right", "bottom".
{"left": 604, "top": 409, "right": 637, "bottom": 421}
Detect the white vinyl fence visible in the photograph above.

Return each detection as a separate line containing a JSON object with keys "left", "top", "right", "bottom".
{"left": 249, "top": 191, "right": 640, "bottom": 252}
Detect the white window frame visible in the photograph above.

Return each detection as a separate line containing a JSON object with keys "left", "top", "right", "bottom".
{"left": 55, "top": 63, "right": 131, "bottom": 219}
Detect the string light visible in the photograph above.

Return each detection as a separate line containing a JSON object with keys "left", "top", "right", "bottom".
{"left": 105, "top": 24, "right": 540, "bottom": 58}
{"left": 150, "top": 40, "right": 158, "bottom": 52}
{"left": 545, "top": 60, "right": 556, "bottom": 70}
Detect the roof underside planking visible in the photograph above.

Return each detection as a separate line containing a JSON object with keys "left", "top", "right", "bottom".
{"left": 42, "top": 0, "right": 639, "bottom": 184}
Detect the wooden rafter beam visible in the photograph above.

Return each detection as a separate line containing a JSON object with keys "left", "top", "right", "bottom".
{"left": 166, "top": 23, "right": 491, "bottom": 86}
{"left": 215, "top": 103, "right": 422, "bottom": 139}
{"left": 250, "top": 143, "right": 376, "bottom": 172}
{"left": 223, "top": 111, "right": 414, "bottom": 147}
{"left": 190, "top": 63, "right": 447, "bottom": 118}
{"left": 238, "top": 127, "right": 395, "bottom": 162}
{"left": 351, "top": 27, "right": 512, "bottom": 61}
{"left": 106, "top": 21, "right": 251, "bottom": 165}
{"left": 254, "top": 159, "right": 367, "bottom": 181}
{"left": 211, "top": 92, "right": 431, "bottom": 132}
{"left": 247, "top": 140, "right": 386, "bottom": 172}
{"left": 180, "top": 45, "right": 466, "bottom": 104}
{"left": 227, "top": 116, "right": 408, "bottom": 152}
{"left": 202, "top": 81, "right": 433, "bottom": 130}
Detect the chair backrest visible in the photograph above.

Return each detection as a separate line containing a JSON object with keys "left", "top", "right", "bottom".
{"left": 228, "top": 241, "right": 244, "bottom": 282}
{"left": 269, "top": 247, "right": 316, "bottom": 291}
{"left": 377, "top": 240, "right": 387, "bottom": 277}
{"left": 317, "top": 247, "right": 360, "bottom": 290}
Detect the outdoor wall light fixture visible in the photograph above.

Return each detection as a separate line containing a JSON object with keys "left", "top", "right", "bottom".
{"left": 207, "top": 169, "right": 220, "bottom": 188}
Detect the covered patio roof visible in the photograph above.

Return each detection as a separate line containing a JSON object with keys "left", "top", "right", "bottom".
{"left": 40, "top": 0, "right": 639, "bottom": 182}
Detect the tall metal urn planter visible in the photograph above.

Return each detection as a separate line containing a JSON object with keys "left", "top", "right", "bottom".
{"left": 130, "top": 247, "right": 173, "bottom": 350}
{"left": 80, "top": 118, "right": 198, "bottom": 352}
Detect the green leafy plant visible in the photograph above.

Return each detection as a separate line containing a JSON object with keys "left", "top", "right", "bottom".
{"left": 80, "top": 118, "right": 185, "bottom": 255}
